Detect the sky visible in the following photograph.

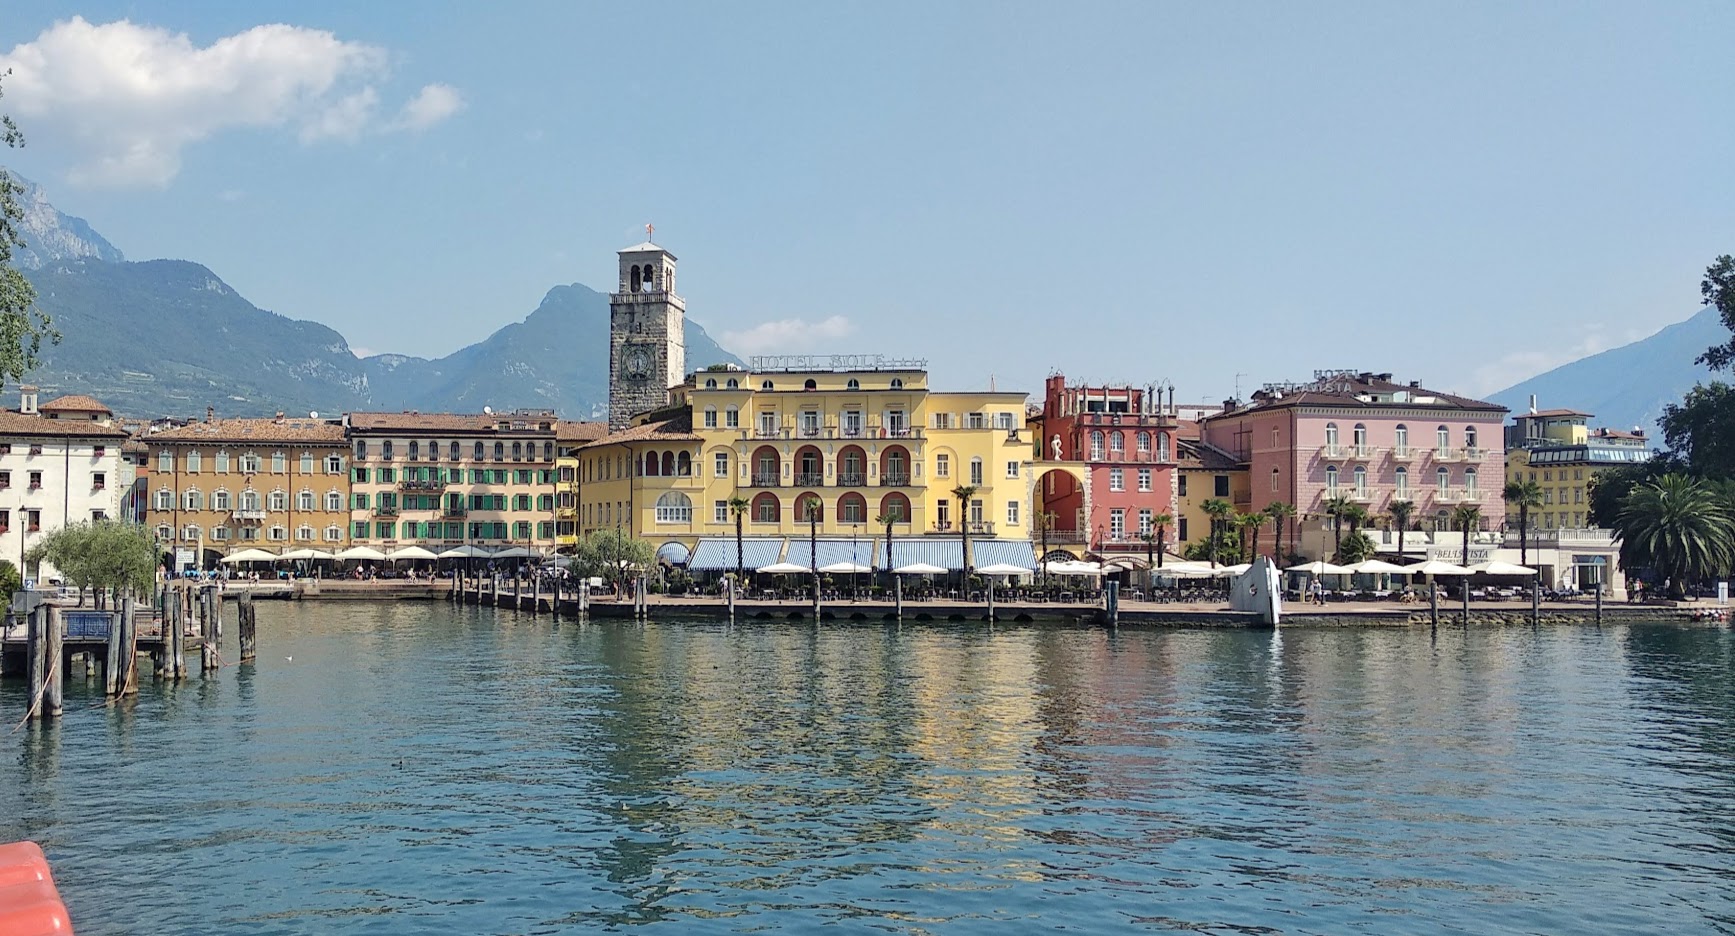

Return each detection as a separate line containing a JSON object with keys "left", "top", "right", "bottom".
{"left": 1, "top": 1, "right": 1732, "bottom": 406}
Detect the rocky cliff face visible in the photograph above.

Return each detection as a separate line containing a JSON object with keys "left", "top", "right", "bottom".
{"left": 6, "top": 171, "right": 125, "bottom": 270}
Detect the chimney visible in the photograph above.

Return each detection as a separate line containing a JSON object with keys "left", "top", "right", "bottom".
{"left": 205, "top": 406, "right": 214, "bottom": 423}
{"left": 1408, "top": 380, "right": 1421, "bottom": 389}
{"left": 18, "top": 385, "right": 37, "bottom": 416}
{"left": 274, "top": 411, "right": 286, "bottom": 423}
{"left": 1529, "top": 394, "right": 1537, "bottom": 415}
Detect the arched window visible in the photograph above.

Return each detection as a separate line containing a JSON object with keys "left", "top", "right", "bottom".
{"left": 1352, "top": 465, "right": 1367, "bottom": 496}
{"left": 879, "top": 492, "right": 911, "bottom": 522}
{"left": 796, "top": 446, "right": 822, "bottom": 485}
{"left": 890, "top": 378, "right": 904, "bottom": 390}
{"left": 1325, "top": 422, "right": 1339, "bottom": 447}
{"left": 1395, "top": 424, "right": 1409, "bottom": 453}
{"left": 655, "top": 491, "right": 693, "bottom": 523}
{"left": 846, "top": 378, "right": 860, "bottom": 390}
{"left": 796, "top": 495, "right": 823, "bottom": 523}
{"left": 408, "top": 441, "right": 420, "bottom": 460}
{"left": 803, "top": 379, "right": 817, "bottom": 390}
{"left": 1436, "top": 426, "right": 1450, "bottom": 454}
{"left": 544, "top": 442, "right": 554, "bottom": 461}
{"left": 752, "top": 447, "right": 780, "bottom": 486}
{"left": 494, "top": 442, "right": 505, "bottom": 461}
{"left": 445, "top": 441, "right": 456, "bottom": 461}
{"left": 1353, "top": 423, "right": 1367, "bottom": 452}
{"left": 661, "top": 451, "right": 676, "bottom": 476}
{"left": 726, "top": 378, "right": 739, "bottom": 389}
{"left": 1137, "top": 431, "right": 1150, "bottom": 453}
{"left": 969, "top": 456, "right": 984, "bottom": 485}
{"left": 882, "top": 446, "right": 909, "bottom": 485}
{"left": 1270, "top": 467, "right": 1280, "bottom": 492}
{"left": 1109, "top": 432, "right": 1124, "bottom": 454}
{"left": 1464, "top": 466, "right": 1478, "bottom": 494}
{"left": 1324, "top": 466, "right": 1338, "bottom": 492}
{"left": 752, "top": 492, "right": 780, "bottom": 524}
{"left": 1437, "top": 466, "right": 1450, "bottom": 492}
{"left": 474, "top": 441, "right": 485, "bottom": 461}
{"left": 1157, "top": 432, "right": 1170, "bottom": 462}
{"left": 643, "top": 452, "right": 660, "bottom": 476}
{"left": 512, "top": 442, "right": 523, "bottom": 461}
{"left": 1089, "top": 431, "right": 1105, "bottom": 460}
{"left": 761, "top": 380, "right": 775, "bottom": 391}
{"left": 838, "top": 492, "right": 867, "bottom": 524}
{"left": 677, "top": 451, "right": 691, "bottom": 476}
{"left": 705, "top": 378, "right": 718, "bottom": 389}
{"left": 1395, "top": 466, "right": 1409, "bottom": 496}
{"left": 1465, "top": 426, "right": 1478, "bottom": 452}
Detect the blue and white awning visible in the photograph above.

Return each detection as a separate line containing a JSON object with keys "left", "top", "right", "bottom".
{"left": 687, "top": 538, "right": 784, "bottom": 571}
{"left": 786, "top": 538, "right": 880, "bottom": 570}
{"left": 655, "top": 542, "right": 691, "bottom": 566}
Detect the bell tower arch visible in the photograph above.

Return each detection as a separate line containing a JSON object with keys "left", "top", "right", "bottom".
{"left": 608, "top": 227, "right": 686, "bottom": 430}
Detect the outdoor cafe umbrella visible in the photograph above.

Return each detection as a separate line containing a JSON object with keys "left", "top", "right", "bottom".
{"left": 1212, "top": 563, "right": 1253, "bottom": 577}
{"left": 278, "top": 548, "right": 334, "bottom": 561}
{"left": 1468, "top": 560, "right": 1538, "bottom": 576}
{"left": 1284, "top": 560, "right": 1352, "bottom": 576}
{"left": 892, "top": 562, "right": 948, "bottom": 575}
{"left": 437, "top": 545, "right": 493, "bottom": 559}
{"left": 335, "top": 546, "right": 387, "bottom": 561}
{"left": 976, "top": 562, "right": 1033, "bottom": 576}
{"left": 491, "top": 546, "right": 535, "bottom": 560}
{"left": 1046, "top": 560, "right": 1105, "bottom": 577}
{"left": 1407, "top": 559, "right": 1473, "bottom": 577}
{"left": 386, "top": 546, "right": 439, "bottom": 561}
{"left": 1345, "top": 558, "right": 1411, "bottom": 574}
{"left": 757, "top": 562, "right": 811, "bottom": 575}
{"left": 219, "top": 548, "right": 278, "bottom": 564}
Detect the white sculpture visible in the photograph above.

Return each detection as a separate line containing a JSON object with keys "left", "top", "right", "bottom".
{"left": 1051, "top": 435, "right": 1063, "bottom": 459}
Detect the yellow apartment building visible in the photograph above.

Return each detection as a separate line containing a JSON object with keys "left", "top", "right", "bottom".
{"left": 1503, "top": 406, "right": 1650, "bottom": 530}
{"left": 555, "top": 420, "right": 608, "bottom": 551}
{"left": 145, "top": 414, "right": 351, "bottom": 569}
{"left": 1172, "top": 436, "right": 1251, "bottom": 554}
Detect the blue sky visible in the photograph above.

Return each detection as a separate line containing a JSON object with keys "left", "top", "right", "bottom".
{"left": 2, "top": 1, "right": 1731, "bottom": 404}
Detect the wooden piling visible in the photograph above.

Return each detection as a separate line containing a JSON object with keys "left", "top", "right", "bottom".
{"left": 104, "top": 602, "right": 121, "bottom": 696}
{"left": 1429, "top": 581, "right": 1439, "bottom": 629}
{"left": 44, "top": 605, "right": 63, "bottom": 719}
{"left": 26, "top": 605, "right": 44, "bottom": 720}
{"left": 1106, "top": 580, "right": 1120, "bottom": 628}
{"left": 120, "top": 596, "right": 138, "bottom": 696}
{"left": 167, "top": 588, "right": 185, "bottom": 680}
{"left": 238, "top": 591, "right": 257, "bottom": 662}
{"left": 894, "top": 575, "right": 903, "bottom": 621}
{"left": 577, "top": 579, "right": 589, "bottom": 616}
{"left": 1531, "top": 578, "right": 1540, "bottom": 626}
{"left": 725, "top": 576, "right": 736, "bottom": 623}
{"left": 1461, "top": 580, "right": 1470, "bottom": 626}
{"left": 200, "top": 588, "right": 218, "bottom": 674}
{"left": 986, "top": 578, "right": 995, "bottom": 623}
{"left": 1595, "top": 579, "right": 1603, "bottom": 625}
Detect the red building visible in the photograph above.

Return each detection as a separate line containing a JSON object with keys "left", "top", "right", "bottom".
{"left": 1034, "top": 374, "right": 1180, "bottom": 559}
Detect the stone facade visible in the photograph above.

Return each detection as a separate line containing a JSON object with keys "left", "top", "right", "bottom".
{"left": 608, "top": 241, "right": 686, "bottom": 430}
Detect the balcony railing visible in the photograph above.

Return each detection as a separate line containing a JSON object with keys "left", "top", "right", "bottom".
{"left": 441, "top": 507, "right": 468, "bottom": 518}
{"left": 1464, "top": 447, "right": 1486, "bottom": 461}
{"left": 837, "top": 473, "right": 867, "bottom": 487}
{"left": 655, "top": 507, "right": 693, "bottom": 523}
{"left": 751, "top": 473, "right": 781, "bottom": 487}
{"left": 373, "top": 507, "right": 400, "bottom": 517}
{"left": 739, "top": 426, "right": 924, "bottom": 442}
{"left": 931, "top": 521, "right": 994, "bottom": 535}
{"left": 1321, "top": 444, "right": 1345, "bottom": 459}
{"left": 1030, "top": 527, "right": 1086, "bottom": 542}
{"left": 1434, "top": 447, "right": 1462, "bottom": 462}
{"left": 1348, "top": 488, "right": 1374, "bottom": 503}
{"left": 880, "top": 473, "right": 911, "bottom": 487}
{"left": 1353, "top": 445, "right": 1374, "bottom": 459}
{"left": 232, "top": 509, "right": 267, "bottom": 522}
{"left": 794, "top": 472, "right": 825, "bottom": 487}
{"left": 1391, "top": 446, "right": 1417, "bottom": 460}
{"left": 399, "top": 479, "right": 448, "bottom": 492}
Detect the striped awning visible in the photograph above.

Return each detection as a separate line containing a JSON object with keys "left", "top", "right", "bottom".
{"left": 786, "top": 538, "right": 880, "bottom": 570}
{"left": 655, "top": 542, "right": 691, "bottom": 566}
{"left": 888, "top": 538, "right": 1035, "bottom": 572}
{"left": 688, "top": 538, "right": 784, "bottom": 571}
{"left": 974, "top": 539, "right": 1038, "bottom": 570}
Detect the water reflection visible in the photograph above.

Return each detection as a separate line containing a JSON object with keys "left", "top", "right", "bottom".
{"left": 0, "top": 608, "right": 1731, "bottom": 935}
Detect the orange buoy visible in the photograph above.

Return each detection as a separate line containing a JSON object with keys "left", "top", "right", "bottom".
{"left": 0, "top": 843, "right": 72, "bottom": 935}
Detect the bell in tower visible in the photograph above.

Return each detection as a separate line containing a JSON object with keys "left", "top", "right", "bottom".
{"left": 607, "top": 227, "right": 687, "bottom": 430}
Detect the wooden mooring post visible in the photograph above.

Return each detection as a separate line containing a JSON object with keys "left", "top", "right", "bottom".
{"left": 1105, "top": 580, "right": 1120, "bottom": 628}
{"left": 1531, "top": 578, "right": 1541, "bottom": 626}
{"left": 200, "top": 587, "right": 219, "bottom": 673}
{"left": 104, "top": 597, "right": 122, "bottom": 696}
{"left": 167, "top": 588, "right": 185, "bottom": 680}
{"left": 894, "top": 575, "right": 903, "bottom": 622}
{"left": 1461, "top": 580, "right": 1470, "bottom": 626}
{"left": 25, "top": 603, "right": 45, "bottom": 720}
{"left": 44, "top": 605, "right": 64, "bottom": 718}
{"left": 120, "top": 596, "right": 138, "bottom": 696}
{"left": 725, "top": 576, "right": 736, "bottom": 623}
{"left": 237, "top": 591, "right": 257, "bottom": 662}
{"left": 986, "top": 578, "right": 996, "bottom": 623}
{"left": 1429, "top": 581, "right": 1439, "bottom": 629}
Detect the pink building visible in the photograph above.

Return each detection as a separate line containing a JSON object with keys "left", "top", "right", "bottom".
{"left": 1200, "top": 371, "right": 1507, "bottom": 559}
{"left": 1035, "top": 375, "right": 1179, "bottom": 557}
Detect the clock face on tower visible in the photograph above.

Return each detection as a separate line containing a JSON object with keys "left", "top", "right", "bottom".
{"left": 624, "top": 347, "right": 651, "bottom": 380}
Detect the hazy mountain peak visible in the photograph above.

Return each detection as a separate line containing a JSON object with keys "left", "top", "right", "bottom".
{"left": 4, "top": 169, "right": 125, "bottom": 270}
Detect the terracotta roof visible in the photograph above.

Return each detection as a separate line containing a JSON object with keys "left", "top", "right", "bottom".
{"left": 580, "top": 413, "right": 699, "bottom": 449}
{"left": 150, "top": 418, "right": 346, "bottom": 444}
{"left": 346, "top": 412, "right": 556, "bottom": 434}
{"left": 38, "top": 394, "right": 112, "bottom": 414}
{"left": 557, "top": 420, "right": 610, "bottom": 443}
{"left": 1522, "top": 408, "right": 1592, "bottom": 418}
{"left": 1175, "top": 438, "right": 1244, "bottom": 471}
{"left": 0, "top": 410, "right": 130, "bottom": 439}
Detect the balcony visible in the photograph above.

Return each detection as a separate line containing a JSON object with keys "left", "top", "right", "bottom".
{"left": 441, "top": 506, "right": 468, "bottom": 519}
{"left": 1030, "top": 527, "right": 1086, "bottom": 543}
{"left": 1434, "top": 447, "right": 1463, "bottom": 462}
{"left": 399, "top": 479, "right": 448, "bottom": 492}
{"left": 1075, "top": 412, "right": 1179, "bottom": 430}
{"left": 1391, "top": 446, "right": 1417, "bottom": 461}
{"left": 1464, "top": 447, "right": 1486, "bottom": 461}
{"left": 880, "top": 473, "right": 911, "bottom": 487}
{"left": 1320, "top": 444, "right": 1345, "bottom": 459}
{"left": 1353, "top": 445, "right": 1375, "bottom": 460}
{"left": 1434, "top": 489, "right": 1479, "bottom": 504}
{"left": 1348, "top": 488, "right": 1375, "bottom": 503}
{"left": 739, "top": 426, "right": 924, "bottom": 442}
{"left": 837, "top": 473, "right": 867, "bottom": 487}
{"left": 373, "top": 506, "right": 400, "bottom": 518}
{"left": 931, "top": 521, "right": 995, "bottom": 536}
{"left": 232, "top": 509, "right": 267, "bottom": 523}
{"left": 794, "top": 472, "right": 825, "bottom": 487}
{"left": 750, "top": 472, "right": 781, "bottom": 487}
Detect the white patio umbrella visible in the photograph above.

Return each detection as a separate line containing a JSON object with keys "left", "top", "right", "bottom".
{"left": 279, "top": 548, "right": 334, "bottom": 561}
{"left": 335, "top": 546, "right": 387, "bottom": 561}
{"left": 976, "top": 562, "right": 1033, "bottom": 576}
{"left": 1468, "top": 560, "right": 1538, "bottom": 576}
{"left": 386, "top": 546, "right": 438, "bottom": 561}
{"left": 818, "top": 561, "right": 872, "bottom": 574}
{"left": 1285, "top": 560, "right": 1353, "bottom": 576}
{"left": 1345, "top": 558, "right": 1412, "bottom": 575}
{"left": 893, "top": 562, "right": 949, "bottom": 575}
{"left": 437, "top": 544, "right": 493, "bottom": 559}
{"left": 491, "top": 546, "right": 535, "bottom": 559}
{"left": 1212, "top": 563, "right": 1253, "bottom": 577}
{"left": 219, "top": 548, "right": 278, "bottom": 564}
{"left": 1407, "top": 559, "right": 1473, "bottom": 576}
{"left": 1163, "top": 565, "right": 1220, "bottom": 579}
{"left": 757, "top": 561, "right": 811, "bottom": 574}
{"left": 1047, "top": 560, "right": 1105, "bottom": 577}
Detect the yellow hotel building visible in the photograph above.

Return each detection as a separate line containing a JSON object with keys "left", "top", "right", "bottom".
{"left": 579, "top": 362, "right": 1037, "bottom": 572}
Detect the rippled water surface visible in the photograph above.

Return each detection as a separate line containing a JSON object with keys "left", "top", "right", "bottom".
{"left": 4, "top": 604, "right": 1735, "bottom": 934}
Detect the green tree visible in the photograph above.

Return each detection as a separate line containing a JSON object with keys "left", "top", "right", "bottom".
{"left": 1266, "top": 501, "right": 1295, "bottom": 564}
{"left": 573, "top": 527, "right": 654, "bottom": 594}
{"left": 1200, "top": 498, "right": 1234, "bottom": 567}
{"left": 1660, "top": 382, "right": 1735, "bottom": 478}
{"left": 1388, "top": 499, "right": 1416, "bottom": 566}
{"left": 1693, "top": 254, "right": 1735, "bottom": 371}
{"left": 1588, "top": 457, "right": 1677, "bottom": 528}
{"left": 1451, "top": 503, "right": 1483, "bottom": 571}
{"left": 1140, "top": 511, "right": 1172, "bottom": 570}
{"left": 1502, "top": 478, "right": 1544, "bottom": 568}
{"left": 1614, "top": 474, "right": 1734, "bottom": 599}
{"left": 1238, "top": 511, "right": 1265, "bottom": 562}
{"left": 804, "top": 494, "right": 822, "bottom": 590}
{"left": 950, "top": 485, "right": 978, "bottom": 573}
{"left": 0, "top": 558, "right": 19, "bottom": 599}
{"left": 1334, "top": 503, "right": 1371, "bottom": 563}
{"left": 25, "top": 521, "right": 158, "bottom": 606}
{"left": 0, "top": 72, "right": 61, "bottom": 386}
{"left": 727, "top": 494, "right": 750, "bottom": 581}
{"left": 1322, "top": 496, "right": 1353, "bottom": 559}
{"left": 1337, "top": 531, "right": 1376, "bottom": 564}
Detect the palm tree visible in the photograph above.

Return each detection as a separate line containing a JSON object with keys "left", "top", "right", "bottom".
{"left": 1200, "top": 498, "right": 1233, "bottom": 568}
{"left": 951, "top": 485, "right": 978, "bottom": 575}
{"left": 1388, "top": 499, "right": 1416, "bottom": 566}
{"left": 1503, "top": 478, "right": 1544, "bottom": 569}
{"left": 1239, "top": 511, "right": 1265, "bottom": 562}
{"left": 727, "top": 494, "right": 750, "bottom": 582}
{"left": 1266, "top": 501, "right": 1295, "bottom": 564}
{"left": 875, "top": 512, "right": 898, "bottom": 584}
{"left": 1613, "top": 474, "right": 1735, "bottom": 599}
{"left": 1451, "top": 503, "right": 1483, "bottom": 572}
{"left": 1151, "top": 512, "right": 1172, "bottom": 569}
{"left": 1035, "top": 510, "right": 1057, "bottom": 585}
{"left": 1323, "top": 496, "right": 1353, "bottom": 560}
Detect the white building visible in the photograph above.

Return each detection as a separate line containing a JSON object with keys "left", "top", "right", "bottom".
{"left": 0, "top": 386, "right": 130, "bottom": 582}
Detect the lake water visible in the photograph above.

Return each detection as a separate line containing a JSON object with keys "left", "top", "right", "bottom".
{"left": 3, "top": 603, "right": 1734, "bottom": 934}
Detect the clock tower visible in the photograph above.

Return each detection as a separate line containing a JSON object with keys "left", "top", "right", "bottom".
{"left": 608, "top": 233, "right": 686, "bottom": 430}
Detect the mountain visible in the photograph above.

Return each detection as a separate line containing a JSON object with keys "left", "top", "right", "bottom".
{"left": 1489, "top": 307, "right": 1723, "bottom": 441}
{"left": 7, "top": 172, "right": 741, "bottom": 419}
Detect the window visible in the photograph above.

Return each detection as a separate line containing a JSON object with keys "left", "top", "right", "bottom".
{"left": 846, "top": 378, "right": 860, "bottom": 390}
{"left": 1465, "top": 426, "right": 1478, "bottom": 452}
{"left": 494, "top": 442, "right": 505, "bottom": 461}
{"left": 1006, "top": 499, "right": 1020, "bottom": 526}
{"left": 377, "top": 468, "right": 395, "bottom": 483}
{"left": 213, "top": 490, "right": 232, "bottom": 511}
{"left": 995, "top": 412, "right": 1015, "bottom": 431}
{"left": 842, "top": 410, "right": 863, "bottom": 436}
{"left": 1464, "top": 467, "right": 1478, "bottom": 494}
{"left": 301, "top": 453, "right": 315, "bottom": 473}
{"left": 352, "top": 521, "right": 369, "bottom": 539}
{"left": 655, "top": 491, "right": 693, "bottom": 523}
{"left": 297, "top": 490, "right": 314, "bottom": 511}
{"left": 936, "top": 499, "right": 950, "bottom": 529}
{"left": 154, "top": 490, "right": 172, "bottom": 510}
{"left": 726, "top": 407, "right": 740, "bottom": 428}
{"left": 935, "top": 453, "right": 950, "bottom": 478}
{"left": 183, "top": 489, "right": 203, "bottom": 510}
{"left": 272, "top": 451, "right": 286, "bottom": 473}
{"left": 1089, "top": 431, "right": 1105, "bottom": 460}
{"left": 1157, "top": 433, "right": 1170, "bottom": 462}
{"left": 1109, "top": 468, "right": 1124, "bottom": 492}
{"left": 180, "top": 523, "right": 198, "bottom": 541}
{"left": 187, "top": 451, "right": 202, "bottom": 473}
{"left": 1214, "top": 475, "right": 1229, "bottom": 497}
{"left": 1139, "top": 508, "right": 1153, "bottom": 534}
{"left": 1006, "top": 461, "right": 1019, "bottom": 479}
{"left": 970, "top": 458, "right": 984, "bottom": 486}
{"left": 1269, "top": 467, "right": 1279, "bottom": 492}
{"left": 799, "top": 410, "right": 820, "bottom": 436}
{"left": 1178, "top": 475, "right": 1188, "bottom": 497}
{"left": 1325, "top": 466, "right": 1338, "bottom": 492}
{"left": 1437, "top": 426, "right": 1450, "bottom": 453}
{"left": 215, "top": 451, "right": 230, "bottom": 473}
{"left": 933, "top": 413, "right": 953, "bottom": 430}
{"left": 1325, "top": 423, "right": 1339, "bottom": 447}
{"left": 0, "top": 471, "right": 9, "bottom": 489}
{"left": 376, "top": 521, "right": 396, "bottom": 539}
{"left": 1353, "top": 465, "right": 1367, "bottom": 497}
{"left": 715, "top": 500, "right": 729, "bottom": 524}
{"left": 704, "top": 407, "right": 717, "bottom": 428}
{"left": 714, "top": 452, "right": 730, "bottom": 478}
{"left": 1137, "top": 431, "right": 1150, "bottom": 453}
{"left": 240, "top": 490, "right": 260, "bottom": 511}
{"left": 268, "top": 491, "right": 287, "bottom": 511}
{"left": 1110, "top": 509, "right": 1125, "bottom": 539}
{"left": 27, "top": 445, "right": 40, "bottom": 456}
{"left": 758, "top": 412, "right": 777, "bottom": 437}
{"left": 890, "top": 378, "right": 904, "bottom": 390}
{"left": 1109, "top": 432, "right": 1124, "bottom": 454}
{"left": 753, "top": 493, "right": 780, "bottom": 523}
{"left": 761, "top": 380, "right": 775, "bottom": 391}
{"left": 1437, "top": 466, "right": 1451, "bottom": 492}
{"left": 353, "top": 467, "right": 370, "bottom": 484}
{"left": 1139, "top": 467, "right": 1153, "bottom": 492}
{"left": 326, "top": 455, "right": 344, "bottom": 474}
{"left": 1353, "top": 424, "right": 1367, "bottom": 453}
{"left": 1395, "top": 425, "right": 1409, "bottom": 452}
{"left": 353, "top": 493, "right": 370, "bottom": 510}
{"left": 1178, "top": 517, "right": 1189, "bottom": 541}
{"left": 1395, "top": 466, "right": 1409, "bottom": 497}
{"left": 839, "top": 494, "right": 867, "bottom": 524}
{"left": 157, "top": 451, "right": 172, "bottom": 472}
{"left": 156, "top": 524, "right": 171, "bottom": 541}
{"left": 240, "top": 453, "right": 260, "bottom": 473}
{"left": 967, "top": 412, "right": 987, "bottom": 430}
{"left": 325, "top": 525, "right": 342, "bottom": 542}
{"left": 325, "top": 491, "right": 343, "bottom": 511}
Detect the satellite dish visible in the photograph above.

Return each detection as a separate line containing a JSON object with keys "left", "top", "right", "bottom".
{"left": 309, "top": 411, "right": 319, "bottom": 419}
{"left": 483, "top": 406, "right": 493, "bottom": 415}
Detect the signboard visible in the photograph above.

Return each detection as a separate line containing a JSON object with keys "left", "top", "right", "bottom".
{"left": 1720, "top": 582, "right": 1729, "bottom": 607}
{"left": 747, "top": 354, "right": 928, "bottom": 372}
{"left": 175, "top": 547, "right": 197, "bottom": 571}
{"left": 1425, "top": 545, "right": 1497, "bottom": 564}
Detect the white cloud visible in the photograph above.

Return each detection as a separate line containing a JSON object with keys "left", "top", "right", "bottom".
{"left": 0, "top": 17, "right": 463, "bottom": 187}
{"left": 391, "top": 84, "right": 464, "bottom": 132}
{"left": 721, "top": 315, "right": 857, "bottom": 355}
{"left": 350, "top": 346, "right": 377, "bottom": 358}
{"left": 1464, "top": 325, "right": 1629, "bottom": 396}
